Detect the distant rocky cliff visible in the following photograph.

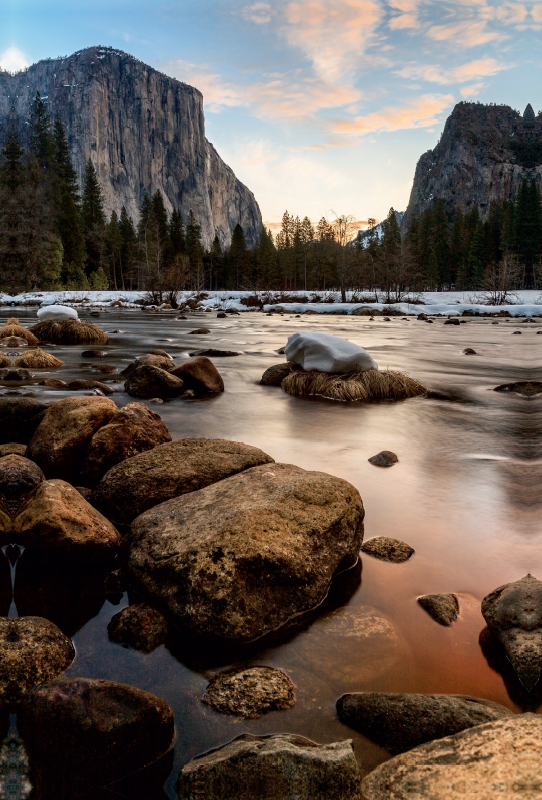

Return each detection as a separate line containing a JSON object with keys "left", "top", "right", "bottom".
{"left": 0, "top": 46, "right": 262, "bottom": 248}
{"left": 405, "top": 102, "right": 542, "bottom": 224}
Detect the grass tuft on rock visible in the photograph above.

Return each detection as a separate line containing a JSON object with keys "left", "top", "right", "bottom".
{"left": 0, "top": 318, "right": 39, "bottom": 346}
{"left": 14, "top": 348, "right": 64, "bottom": 369}
{"left": 29, "top": 319, "right": 109, "bottom": 345}
{"left": 281, "top": 368, "right": 427, "bottom": 402}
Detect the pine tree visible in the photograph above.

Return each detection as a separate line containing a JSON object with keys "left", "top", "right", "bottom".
{"left": 449, "top": 207, "right": 465, "bottom": 286}
{"left": 514, "top": 179, "right": 542, "bottom": 288}
{"left": 119, "top": 207, "right": 137, "bottom": 289}
{"left": 169, "top": 209, "right": 185, "bottom": 256}
{"left": 230, "top": 223, "right": 248, "bottom": 289}
{"left": 29, "top": 93, "right": 54, "bottom": 171}
{"left": 81, "top": 160, "right": 106, "bottom": 276}
{"left": 432, "top": 199, "right": 450, "bottom": 288}
{"left": 185, "top": 210, "right": 204, "bottom": 288}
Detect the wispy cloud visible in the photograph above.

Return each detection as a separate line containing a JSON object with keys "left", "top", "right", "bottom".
{"left": 330, "top": 93, "right": 454, "bottom": 136}
{"left": 240, "top": 2, "right": 275, "bottom": 24}
{"left": 397, "top": 57, "right": 510, "bottom": 85}
{"left": 0, "top": 46, "right": 28, "bottom": 73}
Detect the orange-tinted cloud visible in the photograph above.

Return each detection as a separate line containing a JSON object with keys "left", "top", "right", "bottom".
{"left": 331, "top": 93, "right": 454, "bottom": 136}
{"left": 397, "top": 57, "right": 509, "bottom": 84}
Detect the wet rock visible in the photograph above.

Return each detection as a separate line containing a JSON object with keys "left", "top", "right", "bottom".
{"left": 12, "top": 479, "right": 120, "bottom": 565}
{"left": 0, "top": 369, "right": 34, "bottom": 381}
{"left": 176, "top": 734, "right": 361, "bottom": 800}
{"left": 203, "top": 667, "right": 296, "bottom": 719}
{"left": 149, "top": 349, "right": 174, "bottom": 359}
{"left": 39, "top": 378, "right": 67, "bottom": 387}
{"left": 124, "top": 365, "right": 185, "bottom": 399}
{"left": 190, "top": 349, "right": 241, "bottom": 357}
{"left": 361, "top": 537, "right": 414, "bottom": 563}
{"left": 121, "top": 354, "right": 175, "bottom": 378}
{"left": 461, "top": 348, "right": 477, "bottom": 355}
{"left": 75, "top": 486, "right": 92, "bottom": 501}
{"left": 0, "top": 617, "right": 74, "bottom": 706}
{"left": 26, "top": 396, "right": 118, "bottom": 480}
{"left": 512, "top": 330, "right": 522, "bottom": 334}
{"left": 0, "top": 398, "right": 49, "bottom": 445}
{"left": 83, "top": 402, "right": 171, "bottom": 486}
{"left": 368, "top": 450, "right": 398, "bottom": 467}
{"left": 188, "top": 328, "right": 211, "bottom": 334}
{"left": 361, "top": 714, "right": 540, "bottom": 800}
{"left": 260, "top": 362, "right": 296, "bottom": 386}
{"left": 0, "top": 443, "right": 27, "bottom": 457}
{"left": 494, "top": 381, "right": 542, "bottom": 396}
{"left": 129, "top": 463, "right": 364, "bottom": 642}
{"left": 89, "top": 311, "right": 100, "bottom": 317}
{"left": 93, "top": 438, "right": 274, "bottom": 525}
{"left": 482, "top": 574, "right": 542, "bottom": 689}
{"left": 88, "top": 363, "right": 117, "bottom": 374}
{"left": 418, "top": 593, "right": 459, "bottom": 626}
{"left": 336, "top": 692, "right": 512, "bottom": 756}
{"left": 18, "top": 677, "right": 174, "bottom": 795}
{"left": 107, "top": 603, "right": 168, "bottom": 653}
{"left": 66, "top": 379, "right": 117, "bottom": 394}
{"left": 171, "top": 356, "right": 224, "bottom": 393}
{"left": 81, "top": 349, "right": 108, "bottom": 358}
{"left": 417, "top": 313, "right": 428, "bottom": 320}
{"left": 216, "top": 311, "right": 227, "bottom": 318}
{"left": 0, "top": 455, "right": 45, "bottom": 518}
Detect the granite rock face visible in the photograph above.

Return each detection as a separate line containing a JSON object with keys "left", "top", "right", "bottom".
{"left": 0, "top": 46, "right": 262, "bottom": 248}
{"left": 405, "top": 102, "right": 542, "bottom": 224}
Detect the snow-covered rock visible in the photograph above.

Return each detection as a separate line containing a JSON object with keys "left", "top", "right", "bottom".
{"left": 37, "top": 305, "right": 78, "bottom": 321}
{"left": 285, "top": 332, "right": 378, "bottom": 373}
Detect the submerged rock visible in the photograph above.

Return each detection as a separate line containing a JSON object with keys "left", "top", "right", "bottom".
{"left": 66, "top": 379, "right": 117, "bottom": 394}
{"left": 190, "top": 349, "right": 241, "bottom": 357}
{"left": 83, "top": 402, "right": 171, "bottom": 485}
{"left": 482, "top": 574, "right": 542, "bottom": 689}
{"left": 18, "top": 677, "right": 174, "bottom": 795}
{"left": 418, "top": 593, "right": 459, "bottom": 626}
{"left": 171, "top": 356, "right": 224, "bottom": 393}
{"left": 361, "top": 715, "right": 540, "bottom": 800}
{"left": 0, "top": 617, "right": 74, "bottom": 706}
{"left": 92, "top": 438, "right": 274, "bottom": 525}
{"left": 361, "top": 537, "right": 414, "bottom": 563}
{"left": 26, "top": 396, "right": 117, "bottom": 480}
{"left": 107, "top": 603, "right": 168, "bottom": 653}
{"left": 337, "top": 692, "right": 513, "bottom": 755}
{"left": 129, "top": 463, "right": 364, "bottom": 642}
{"left": 203, "top": 667, "right": 296, "bottom": 719}
{"left": 176, "top": 734, "right": 361, "bottom": 800}
{"left": 124, "top": 365, "right": 185, "bottom": 399}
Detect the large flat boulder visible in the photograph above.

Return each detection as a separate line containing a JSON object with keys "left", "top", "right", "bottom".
{"left": 361, "top": 714, "right": 539, "bottom": 799}
{"left": 176, "top": 734, "right": 361, "bottom": 800}
{"left": 337, "top": 693, "right": 513, "bottom": 755}
{"left": 129, "top": 463, "right": 364, "bottom": 641}
{"left": 26, "top": 396, "right": 118, "bottom": 480}
{"left": 92, "top": 438, "right": 274, "bottom": 526}
{"left": 285, "top": 332, "right": 377, "bottom": 373}
{"left": 83, "top": 402, "right": 171, "bottom": 486}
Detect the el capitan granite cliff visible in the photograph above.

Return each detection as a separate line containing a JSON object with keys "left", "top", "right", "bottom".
{"left": 405, "top": 101, "right": 542, "bottom": 223}
{"left": 0, "top": 46, "right": 262, "bottom": 248}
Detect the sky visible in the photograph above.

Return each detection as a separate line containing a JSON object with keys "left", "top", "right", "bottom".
{"left": 0, "top": 1, "right": 539, "bottom": 228}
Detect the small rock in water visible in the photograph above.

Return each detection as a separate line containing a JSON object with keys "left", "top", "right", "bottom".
{"left": 188, "top": 328, "right": 211, "bottom": 335}
{"left": 89, "top": 311, "right": 100, "bottom": 317}
{"left": 512, "top": 330, "right": 522, "bottom": 334}
{"left": 260, "top": 363, "right": 295, "bottom": 386}
{"left": 461, "top": 348, "right": 477, "bottom": 355}
{"left": 66, "top": 379, "right": 116, "bottom": 394}
{"left": 176, "top": 734, "right": 361, "bottom": 800}
{"left": 277, "top": 347, "right": 286, "bottom": 354}
{"left": 418, "top": 593, "right": 459, "bottom": 626}
{"left": 108, "top": 603, "right": 168, "bottom": 653}
{"left": 361, "top": 537, "right": 414, "bottom": 563}
{"left": 171, "top": 356, "right": 224, "bottom": 393}
{"left": 203, "top": 667, "right": 296, "bottom": 719}
{"left": 39, "top": 379, "right": 67, "bottom": 388}
{"left": 417, "top": 313, "right": 428, "bottom": 320}
{"left": 492, "top": 321, "right": 500, "bottom": 324}
{"left": 216, "top": 311, "right": 227, "bottom": 318}
{"left": 181, "top": 389, "right": 196, "bottom": 399}
{"left": 178, "top": 314, "right": 188, "bottom": 320}
{"left": 81, "top": 350, "right": 108, "bottom": 358}
{"left": 368, "top": 450, "right": 398, "bottom": 467}
{"left": 148, "top": 397, "right": 164, "bottom": 404}
{"left": 190, "top": 349, "right": 241, "bottom": 357}
{"left": 149, "top": 349, "right": 173, "bottom": 359}
{"left": 444, "top": 318, "right": 460, "bottom": 325}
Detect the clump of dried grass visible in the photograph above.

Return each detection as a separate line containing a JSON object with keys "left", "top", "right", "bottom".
{"left": 14, "top": 348, "right": 64, "bottom": 369}
{"left": 281, "top": 368, "right": 427, "bottom": 402}
{"left": 0, "top": 318, "right": 39, "bottom": 345}
{"left": 29, "top": 319, "right": 109, "bottom": 345}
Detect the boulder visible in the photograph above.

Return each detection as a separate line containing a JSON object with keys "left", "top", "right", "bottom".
{"left": 92, "top": 438, "right": 274, "bottom": 525}
{"left": 0, "top": 443, "right": 27, "bottom": 457}
{"left": 285, "top": 332, "right": 378, "bottom": 373}
{"left": 368, "top": 451, "right": 398, "bottom": 467}
{"left": 0, "top": 368, "right": 34, "bottom": 381}
{"left": 361, "top": 714, "right": 539, "bottom": 800}
{"left": 148, "top": 349, "right": 173, "bottom": 359}
{"left": 482, "top": 574, "right": 542, "bottom": 689}
{"left": 26, "top": 396, "right": 118, "bottom": 480}
{"left": 203, "top": 667, "right": 296, "bottom": 719}
{"left": 12, "top": 479, "right": 120, "bottom": 565}
{"left": 107, "top": 603, "right": 168, "bottom": 653}
{"left": 170, "top": 356, "right": 224, "bottom": 393}
{"left": 83, "top": 402, "right": 171, "bottom": 486}
{"left": 66, "top": 379, "right": 117, "bottom": 394}
{"left": 361, "top": 537, "right": 414, "bottom": 563}
{"left": 37, "top": 305, "right": 78, "bottom": 321}
{"left": 337, "top": 693, "right": 513, "bottom": 755}
{"left": 18, "top": 677, "right": 174, "bottom": 795}
{"left": 418, "top": 594, "right": 459, "bottom": 626}
{"left": 124, "top": 365, "right": 185, "bottom": 399}
{"left": 129, "top": 463, "right": 364, "bottom": 641}
{"left": 121, "top": 354, "right": 175, "bottom": 378}
{"left": 260, "top": 363, "right": 296, "bottom": 386}
{"left": 0, "top": 617, "right": 75, "bottom": 706}
{"left": 0, "top": 455, "right": 45, "bottom": 519}
{"left": 0, "top": 398, "right": 49, "bottom": 445}
{"left": 176, "top": 734, "right": 361, "bottom": 800}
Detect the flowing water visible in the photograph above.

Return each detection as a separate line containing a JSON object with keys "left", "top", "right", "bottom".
{"left": 0, "top": 308, "right": 540, "bottom": 797}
